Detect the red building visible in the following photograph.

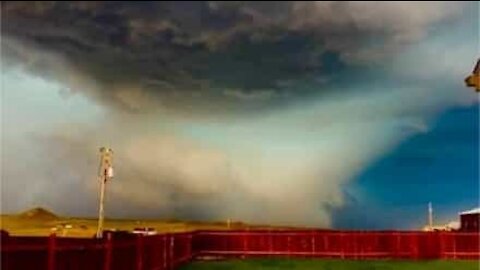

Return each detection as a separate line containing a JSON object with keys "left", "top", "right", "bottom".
{"left": 460, "top": 208, "right": 480, "bottom": 232}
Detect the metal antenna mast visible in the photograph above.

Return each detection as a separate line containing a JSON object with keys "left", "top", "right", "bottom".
{"left": 96, "top": 147, "right": 114, "bottom": 238}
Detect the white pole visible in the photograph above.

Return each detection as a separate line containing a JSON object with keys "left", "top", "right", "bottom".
{"left": 96, "top": 172, "right": 107, "bottom": 238}
{"left": 428, "top": 202, "right": 433, "bottom": 230}
{"left": 96, "top": 147, "right": 113, "bottom": 239}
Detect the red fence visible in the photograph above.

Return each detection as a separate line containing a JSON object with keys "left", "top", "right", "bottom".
{"left": 1, "top": 232, "right": 193, "bottom": 270}
{"left": 194, "top": 230, "right": 480, "bottom": 260}
{"left": 2, "top": 230, "right": 479, "bottom": 270}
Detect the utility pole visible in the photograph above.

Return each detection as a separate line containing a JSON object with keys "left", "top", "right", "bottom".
{"left": 96, "top": 147, "right": 114, "bottom": 238}
{"left": 428, "top": 202, "right": 433, "bottom": 231}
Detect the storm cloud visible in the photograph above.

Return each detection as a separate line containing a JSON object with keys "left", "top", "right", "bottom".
{"left": 1, "top": 2, "right": 477, "bottom": 227}
{"left": 1, "top": 1, "right": 465, "bottom": 113}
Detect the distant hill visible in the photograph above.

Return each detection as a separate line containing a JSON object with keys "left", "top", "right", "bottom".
{"left": 19, "top": 207, "right": 58, "bottom": 221}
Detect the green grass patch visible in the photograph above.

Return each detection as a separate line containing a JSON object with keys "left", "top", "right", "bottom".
{"left": 179, "top": 258, "right": 479, "bottom": 270}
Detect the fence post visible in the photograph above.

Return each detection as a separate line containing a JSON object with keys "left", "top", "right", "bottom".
{"left": 1, "top": 232, "right": 9, "bottom": 269}
{"left": 395, "top": 233, "right": 400, "bottom": 258}
{"left": 352, "top": 232, "right": 356, "bottom": 259}
{"left": 311, "top": 231, "right": 316, "bottom": 256}
{"left": 188, "top": 234, "right": 193, "bottom": 261}
{"left": 340, "top": 233, "right": 345, "bottom": 259}
{"left": 242, "top": 232, "right": 247, "bottom": 258}
{"left": 268, "top": 231, "right": 273, "bottom": 256}
{"left": 169, "top": 235, "right": 175, "bottom": 270}
{"left": 412, "top": 233, "right": 416, "bottom": 259}
{"left": 162, "top": 235, "right": 167, "bottom": 270}
{"left": 437, "top": 232, "right": 444, "bottom": 259}
{"left": 136, "top": 235, "right": 144, "bottom": 270}
{"left": 453, "top": 234, "right": 458, "bottom": 260}
{"left": 103, "top": 232, "right": 112, "bottom": 270}
{"left": 323, "top": 233, "right": 328, "bottom": 258}
{"left": 47, "top": 233, "right": 56, "bottom": 270}
{"left": 156, "top": 235, "right": 163, "bottom": 270}
{"left": 166, "top": 235, "right": 170, "bottom": 270}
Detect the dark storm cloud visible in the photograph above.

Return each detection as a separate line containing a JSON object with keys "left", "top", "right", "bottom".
{"left": 1, "top": 1, "right": 464, "bottom": 113}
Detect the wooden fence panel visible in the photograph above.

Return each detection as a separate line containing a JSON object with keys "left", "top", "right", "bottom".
{"left": 2, "top": 230, "right": 479, "bottom": 270}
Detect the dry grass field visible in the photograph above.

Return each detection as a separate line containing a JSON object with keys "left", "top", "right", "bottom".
{"left": 0, "top": 207, "right": 282, "bottom": 238}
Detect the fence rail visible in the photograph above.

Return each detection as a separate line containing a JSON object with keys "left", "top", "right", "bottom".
{"left": 2, "top": 230, "right": 479, "bottom": 270}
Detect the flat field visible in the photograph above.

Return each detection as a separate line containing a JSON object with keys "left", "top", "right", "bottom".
{"left": 1, "top": 210, "right": 279, "bottom": 238}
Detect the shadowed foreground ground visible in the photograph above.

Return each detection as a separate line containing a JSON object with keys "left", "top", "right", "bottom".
{"left": 179, "top": 259, "right": 479, "bottom": 270}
